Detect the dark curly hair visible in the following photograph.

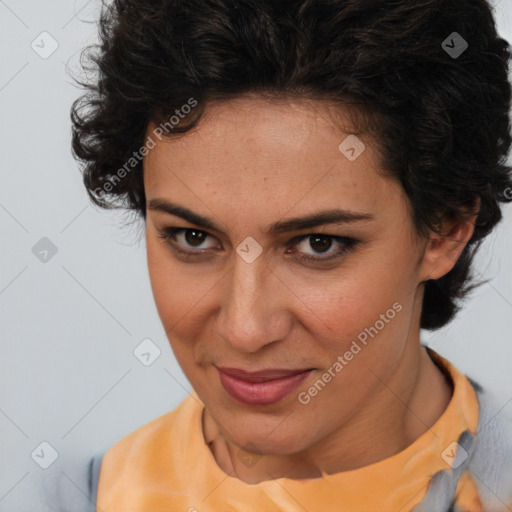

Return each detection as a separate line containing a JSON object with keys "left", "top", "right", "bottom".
{"left": 70, "top": 0, "right": 512, "bottom": 330}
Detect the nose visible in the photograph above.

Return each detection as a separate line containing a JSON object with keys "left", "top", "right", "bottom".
{"left": 214, "top": 255, "right": 292, "bottom": 354}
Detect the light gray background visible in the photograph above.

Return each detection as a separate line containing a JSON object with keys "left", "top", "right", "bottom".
{"left": 0, "top": 1, "right": 511, "bottom": 510}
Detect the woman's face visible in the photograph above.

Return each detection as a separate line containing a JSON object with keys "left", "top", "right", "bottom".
{"left": 143, "top": 96, "right": 435, "bottom": 457}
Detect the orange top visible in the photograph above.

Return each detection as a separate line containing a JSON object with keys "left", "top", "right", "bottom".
{"left": 96, "top": 349, "right": 482, "bottom": 512}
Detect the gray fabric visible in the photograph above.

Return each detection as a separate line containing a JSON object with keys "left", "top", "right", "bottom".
{"left": 87, "top": 454, "right": 104, "bottom": 512}
{"left": 411, "top": 430, "right": 476, "bottom": 512}
{"left": 411, "top": 377, "right": 512, "bottom": 512}
{"left": 462, "top": 380, "right": 512, "bottom": 510}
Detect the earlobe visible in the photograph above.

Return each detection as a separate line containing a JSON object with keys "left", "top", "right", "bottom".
{"left": 419, "top": 198, "right": 480, "bottom": 282}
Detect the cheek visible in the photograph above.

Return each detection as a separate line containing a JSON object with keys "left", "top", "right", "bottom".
{"left": 294, "top": 267, "right": 407, "bottom": 341}
{"left": 289, "top": 259, "right": 414, "bottom": 390}
{"left": 294, "top": 294, "right": 410, "bottom": 423}
{"left": 146, "top": 245, "right": 214, "bottom": 374}
{"left": 146, "top": 238, "right": 208, "bottom": 334}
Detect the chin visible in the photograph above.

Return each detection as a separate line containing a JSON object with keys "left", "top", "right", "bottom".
{"left": 233, "top": 428, "right": 313, "bottom": 457}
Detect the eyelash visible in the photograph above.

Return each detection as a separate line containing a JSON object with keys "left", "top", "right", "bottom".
{"left": 156, "top": 228, "right": 359, "bottom": 264}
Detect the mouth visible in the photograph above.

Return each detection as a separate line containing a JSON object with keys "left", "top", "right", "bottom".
{"left": 215, "top": 366, "right": 314, "bottom": 406}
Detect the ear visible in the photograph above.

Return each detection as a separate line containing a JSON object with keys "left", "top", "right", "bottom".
{"left": 419, "top": 197, "right": 481, "bottom": 282}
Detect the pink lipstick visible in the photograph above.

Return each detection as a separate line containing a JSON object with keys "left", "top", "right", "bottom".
{"left": 216, "top": 366, "right": 313, "bottom": 406}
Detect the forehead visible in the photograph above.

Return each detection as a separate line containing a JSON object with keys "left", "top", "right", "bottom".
{"left": 146, "top": 96, "right": 369, "bottom": 159}
{"left": 142, "top": 96, "right": 408, "bottom": 227}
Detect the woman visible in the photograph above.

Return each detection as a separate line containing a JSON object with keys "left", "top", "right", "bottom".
{"left": 71, "top": 0, "right": 512, "bottom": 510}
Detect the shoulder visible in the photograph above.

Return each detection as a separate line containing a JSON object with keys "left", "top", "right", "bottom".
{"left": 101, "top": 394, "right": 197, "bottom": 468}
{"left": 88, "top": 393, "right": 200, "bottom": 504}
{"left": 465, "top": 377, "right": 512, "bottom": 509}
{"left": 84, "top": 411, "right": 173, "bottom": 509}
{"left": 412, "top": 373, "right": 512, "bottom": 512}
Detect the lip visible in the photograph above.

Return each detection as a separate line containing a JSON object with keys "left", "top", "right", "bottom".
{"left": 216, "top": 366, "right": 313, "bottom": 382}
{"left": 216, "top": 366, "right": 313, "bottom": 406}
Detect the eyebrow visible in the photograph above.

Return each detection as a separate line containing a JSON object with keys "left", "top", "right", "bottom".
{"left": 147, "top": 198, "right": 375, "bottom": 234}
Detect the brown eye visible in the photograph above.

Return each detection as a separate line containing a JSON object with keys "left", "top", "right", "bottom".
{"left": 184, "top": 229, "right": 207, "bottom": 247}
{"left": 289, "top": 234, "right": 359, "bottom": 263}
{"left": 157, "top": 227, "right": 359, "bottom": 265}
{"left": 157, "top": 228, "right": 219, "bottom": 253}
{"left": 309, "top": 235, "right": 332, "bottom": 253}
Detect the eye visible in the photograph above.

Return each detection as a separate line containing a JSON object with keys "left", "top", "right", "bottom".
{"left": 287, "top": 234, "right": 358, "bottom": 263}
{"left": 157, "top": 228, "right": 220, "bottom": 257}
{"left": 157, "top": 227, "right": 358, "bottom": 263}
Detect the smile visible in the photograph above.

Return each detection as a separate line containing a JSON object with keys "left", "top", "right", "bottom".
{"left": 216, "top": 367, "right": 313, "bottom": 406}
